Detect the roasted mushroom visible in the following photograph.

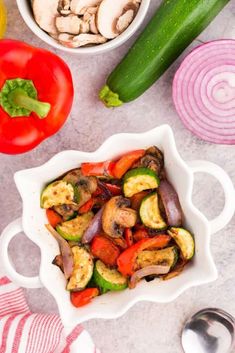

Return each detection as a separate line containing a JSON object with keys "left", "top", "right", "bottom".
{"left": 139, "top": 146, "right": 164, "bottom": 176}
{"left": 102, "top": 196, "right": 137, "bottom": 238}
{"left": 63, "top": 168, "right": 97, "bottom": 207}
{"left": 53, "top": 204, "right": 78, "bottom": 221}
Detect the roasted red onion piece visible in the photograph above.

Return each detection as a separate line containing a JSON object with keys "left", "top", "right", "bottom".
{"left": 158, "top": 180, "right": 182, "bottom": 227}
{"left": 45, "top": 224, "right": 74, "bottom": 280}
{"left": 129, "top": 265, "right": 170, "bottom": 289}
{"left": 82, "top": 207, "right": 104, "bottom": 244}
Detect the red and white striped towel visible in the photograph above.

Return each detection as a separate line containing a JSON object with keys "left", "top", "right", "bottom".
{"left": 0, "top": 273, "right": 99, "bottom": 353}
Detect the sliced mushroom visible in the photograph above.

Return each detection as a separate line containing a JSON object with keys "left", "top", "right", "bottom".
{"left": 89, "top": 14, "right": 99, "bottom": 34}
{"left": 97, "top": 0, "right": 134, "bottom": 39}
{"left": 58, "top": 33, "right": 75, "bottom": 47}
{"left": 32, "top": 0, "right": 59, "bottom": 34}
{"left": 72, "top": 33, "right": 107, "bottom": 47}
{"left": 102, "top": 196, "right": 137, "bottom": 238}
{"left": 80, "top": 20, "right": 90, "bottom": 33}
{"left": 54, "top": 204, "right": 79, "bottom": 221}
{"left": 116, "top": 9, "right": 134, "bottom": 33}
{"left": 58, "top": 0, "right": 71, "bottom": 11}
{"left": 63, "top": 169, "right": 97, "bottom": 207}
{"left": 139, "top": 146, "right": 164, "bottom": 175}
{"left": 56, "top": 15, "right": 82, "bottom": 34}
{"left": 70, "top": 0, "right": 101, "bottom": 15}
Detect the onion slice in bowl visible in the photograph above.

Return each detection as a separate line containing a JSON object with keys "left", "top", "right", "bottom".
{"left": 82, "top": 207, "right": 104, "bottom": 244}
{"left": 173, "top": 40, "right": 235, "bottom": 144}
{"left": 45, "top": 224, "right": 74, "bottom": 280}
{"left": 158, "top": 179, "right": 182, "bottom": 227}
{"left": 129, "top": 265, "right": 170, "bottom": 289}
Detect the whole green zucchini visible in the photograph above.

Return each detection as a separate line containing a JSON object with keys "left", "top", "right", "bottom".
{"left": 99, "top": 0, "right": 230, "bottom": 107}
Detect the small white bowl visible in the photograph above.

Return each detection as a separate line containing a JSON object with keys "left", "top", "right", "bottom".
{"left": 1, "top": 125, "right": 235, "bottom": 327}
{"left": 16, "top": 0, "right": 150, "bottom": 54}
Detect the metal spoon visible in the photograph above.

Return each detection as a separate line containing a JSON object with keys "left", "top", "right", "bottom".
{"left": 182, "top": 308, "right": 235, "bottom": 353}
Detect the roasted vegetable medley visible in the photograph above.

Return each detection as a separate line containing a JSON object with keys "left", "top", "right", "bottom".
{"left": 41, "top": 146, "right": 195, "bottom": 308}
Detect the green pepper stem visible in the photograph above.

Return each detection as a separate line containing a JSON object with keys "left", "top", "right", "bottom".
{"left": 9, "top": 88, "right": 50, "bottom": 119}
{"left": 99, "top": 85, "right": 123, "bottom": 108}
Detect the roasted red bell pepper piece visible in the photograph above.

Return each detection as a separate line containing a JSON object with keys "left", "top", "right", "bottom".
{"left": 79, "top": 198, "right": 95, "bottom": 214}
{"left": 112, "top": 150, "right": 145, "bottom": 179}
{"left": 117, "top": 235, "right": 171, "bottom": 276}
{"left": 105, "top": 183, "right": 122, "bottom": 195}
{"left": 81, "top": 161, "right": 115, "bottom": 177}
{"left": 124, "top": 228, "right": 133, "bottom": 247}
{"left": 71, "top": 288, "right": 99, "bottom": 308}
{"left": 91, "top": 235, "right": 120, "bottom": 266}
{"left": 131, "top": 191, "right": 149, "bottom": 211}
{"left": 46, "top": 209, "right": 62, "bottom": 228}
{"left": 133, "top": 227, "right": 149, "bottom": 242}
{"left": 0, "top": 40, "right": 74, "bottom": 154}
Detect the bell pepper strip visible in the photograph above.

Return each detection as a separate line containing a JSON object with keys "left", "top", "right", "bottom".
{"left": 70, "top": 288, "right": 99, "bottom": 308}
{"left": 105, "top": 183, "right": 122, "bottom": 195}
{"left": 79, "top": 198, "right": 95, "bottom": 214}
{"left": 133, "top": 226, "right": 149, "bottom": 242}
{"left": 81, "top": 161, "right": 115, "bottom": 177}
{"left": 0, "top": 39, "right": 74, "bottom": 154}
{"left": 91, "top": 235, "right": 120, "bottom": 266}
{"left": 124, "top": 228, "right": 133, "bottom": 247}
{"left": 112, "top": 150, "right": 145, "bottom": 179}
{"left": 46, "top": 209, "right": 62, "bottom": 228}
{"left": 117, "top": 235, "right": 171, "bottom": 276}
{"left": 131, "top": 191, "right": 149, "bottom": 211}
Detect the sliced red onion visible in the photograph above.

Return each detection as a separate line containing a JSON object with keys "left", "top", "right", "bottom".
{"left": 158, "top": 179, "right": 182, "bottom": 227}
{"left": 82, "top": 207, "right": 104, "bottom": 244}
{"left": 45, "top": 224, "right": 74, "bottom": 280}
{"left": 129, "top": 265, "right": 170, "bottom": 289}
{"left": 97, "top": 180, "right": 112, "bottom": 199}
{"left": 173, "top": 40, "right": 235, "bottom": 144}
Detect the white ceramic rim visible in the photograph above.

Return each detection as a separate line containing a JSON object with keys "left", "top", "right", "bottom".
{"left": 1, "top": 125, "right": 235, "bottom": 327}
{"left": 16, "top": 0, "right": 151, "bottom": 54}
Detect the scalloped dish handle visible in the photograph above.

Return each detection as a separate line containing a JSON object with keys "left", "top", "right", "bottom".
{"left": 188, "top": 160, "right": 235, "bottom": 235}
{"left": 0, "top": 217, "right": 43, "bottom": 288}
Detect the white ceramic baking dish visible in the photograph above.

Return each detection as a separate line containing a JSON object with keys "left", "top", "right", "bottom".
{"left": 1, "top": 125, "right": 235, "bottom": 327}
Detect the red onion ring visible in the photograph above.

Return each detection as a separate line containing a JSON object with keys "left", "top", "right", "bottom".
{"left": 173, "top": 40, "right": 235, "bottom": 144}
{"left": 158, "top": 179, "right": 182, "bottom": 227}
{"left": 129, "top": 265, "right": 170, "bottom": 289}
{"left": 45, "top": 224, "right": 74, "bottom": 280}
{"left": 82, "top": 207, "right": 104, "bottom": 244}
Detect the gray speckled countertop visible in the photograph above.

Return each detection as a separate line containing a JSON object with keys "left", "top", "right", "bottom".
{"left": 1, "top": 1, "right": 235, "bottom": 352}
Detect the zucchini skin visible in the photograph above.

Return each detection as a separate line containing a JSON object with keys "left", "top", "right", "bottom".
{"left": 101, "top": 0, "right": 230, "bottom": 105}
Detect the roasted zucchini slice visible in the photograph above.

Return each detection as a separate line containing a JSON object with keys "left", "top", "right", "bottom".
{"left": 123, "top": 167, "right": 160, "bottom": 197}
{"left": 56, "top": 212, "right": 93, "bottom": 241}
{"left": 93, "top": 260, "right": 128, "bottom": 292}
{"left": 136, "top": 246, "right": 178, "bottom": 269}
{"left": 139, "top": 192, "right": 167, "bottom": 229}
{"left": 67, "top": 246, "right": 94, "bottom": 291}
{"left": 168, "top": 227, "right": 195, "bottom": 260}
{"left": 41, "top": 180, "right": 79, "bottom": 209}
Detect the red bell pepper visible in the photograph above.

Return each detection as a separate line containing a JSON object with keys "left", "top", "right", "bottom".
{"left": 91, "top": 235, "right": 120, "bottom": 266}
{"left": 105, "top": 183, "right": 122, "bottom": 195}
{"left": 70, "top": 288, "right": 99, "bottom": 308}
{"left": 81, "top": 161, "right": 115, "bottom": 177}
{"left": 131, "top": 191, "right": 149, "bottom": 211}
{"left": 117, "top": 235, "right": 171, "bottom": 276}
{"left": 46, "top": 209, "right": 62, "bottom": 228}
{"left": 112, "top": 149, "right": 145, "bottom": 179}
{"left": 133, "top": 226, "right": 149, "bottom": 242}
{"left": 79, "top": 198, "right": 95, "bottom": 214}
{"left": 124, "top": 228, "right": 133, "bottom": 247}
{"left": 0, "top": 39, "right": 74, "bottom": 154}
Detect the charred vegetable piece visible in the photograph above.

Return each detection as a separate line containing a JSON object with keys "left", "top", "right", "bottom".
{"left": 56, "top": 212, "right": 94, "bottom": 241}
{"left": 168, "top": 227, "right": 195, "bottom": 260}
{"left": 53, "top": 204, "right": 78, "bottom": 221}
{"left": 91, "top": 235, "right": 120, "bottom": 266}
{"left": 93, "top": 260, "right": 128, "bottom": 292}
{"left": 117, "top": 235, "right": 171, "bottom": 276}
{"left": 52, "top": 254, "right": 64, "bottom": 273}
{"left": 136, "top": 246, "right": 178, "bottom": 269}
{"left": 41, "top": 180, "right": 79, "bottom": 209}
{"left": 129, "top": 265, "right": 170, "bottom": 289}
{"left": 140, "top": 193, "right": 167, "bottom": 230}
{"left": 140, "top": 146, "right": 164, "bottom": 175}
{"left": 63, "top": 169, "right": 97, "bottom": 207}
{"left": 46, "top": 209, "right": 62, "bottom": 227}
{"left": 123, "top": 168, "right": 159, "bottom": 197}
{"left": 67, "top": 246, "right": 94, "bottom": 291}
{"left": 81, "top": 161, "right": 115, "bottom": 177}
{"left": 82, "top": 207, "right": 104, "bottom": 244}
{"left": 102, "top": 196, "right": 137, "bottom": 238}
{"left": 70, "top": 288, "right": 99, "bottom": 308}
